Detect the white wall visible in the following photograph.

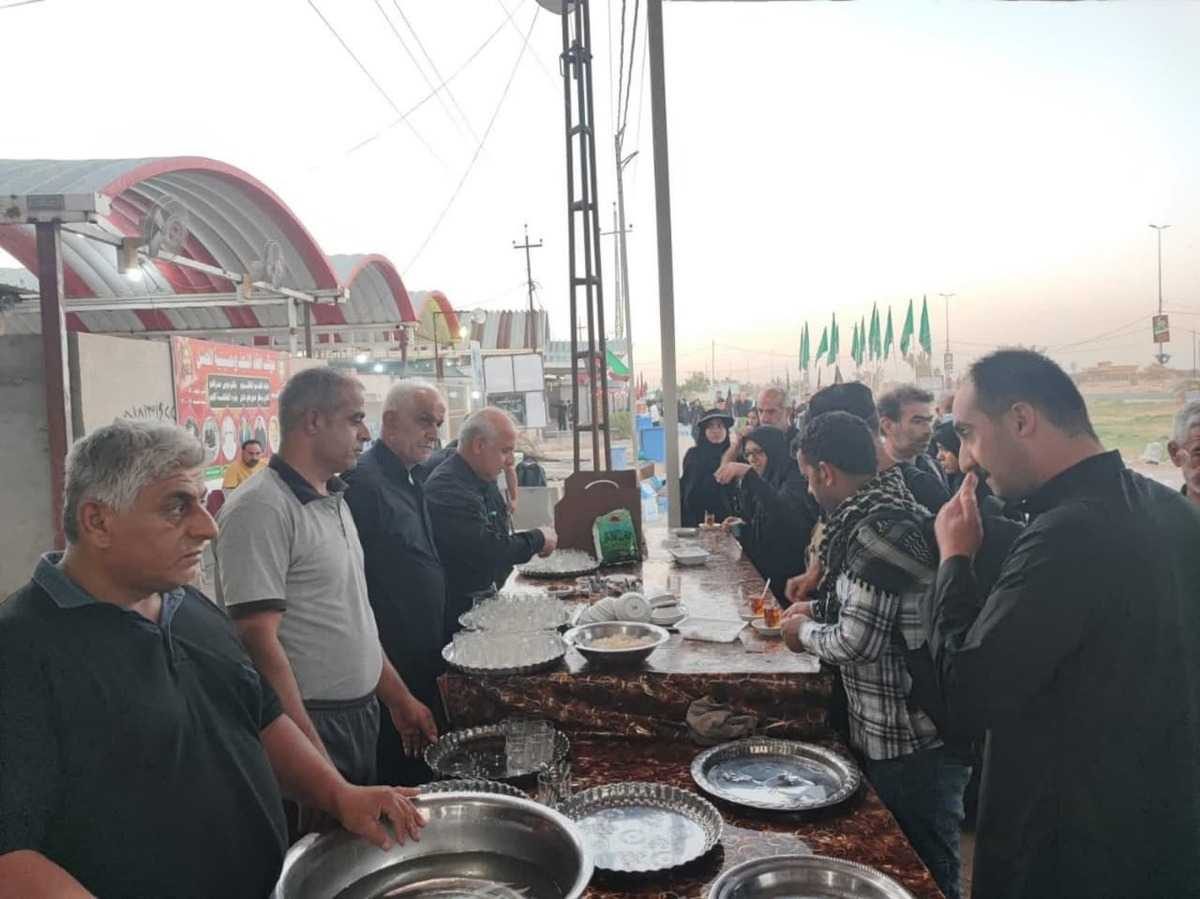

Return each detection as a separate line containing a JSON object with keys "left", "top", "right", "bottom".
{"left": 69, "top": 333, "right": 175, "bottom": 434}
{"left": 0, "top": 336, "right": 55, "bottom": 596}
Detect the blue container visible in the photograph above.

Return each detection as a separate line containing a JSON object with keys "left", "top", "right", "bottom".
{"left": 639, "top": 426, "right": 665, "bottom": 463}
{"left": 610, "top": 446, "right": 628, "bottom": 469}
{"left": 636, "top": 414, "right": 653, "bottom": 432}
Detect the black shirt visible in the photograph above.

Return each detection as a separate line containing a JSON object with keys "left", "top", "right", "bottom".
{"left": 343, "top": 442, "right": 446, "bottom": 702}
{"left": 0, "top": 555, "right": 288, "bottom": 899}
{"left": 896, "top": 460, "right": 950, "bottom": 514}
{"left": 923, "top": 452, "right": 1200, "bottom": 899}
{"left": 423, "top": 452, "right": 545, "bottom": 635}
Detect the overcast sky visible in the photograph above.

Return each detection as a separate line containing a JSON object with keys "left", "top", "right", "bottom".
{"left": 3, "top": 0, "right": 1199, "bottom": 382}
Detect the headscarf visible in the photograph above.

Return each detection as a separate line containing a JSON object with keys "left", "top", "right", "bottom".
{"left": 933, "top": 420, "right": 960, "bottom": 457}
{"left": 690, "top": 410, "right": 734, "bottom": 464}
{"left": 742, "top": 426, "right": 791, "bottom": 489}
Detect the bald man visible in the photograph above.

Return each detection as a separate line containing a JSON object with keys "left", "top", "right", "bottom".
{"left": 423, "top": 408, "right": 556, "bottom": 638}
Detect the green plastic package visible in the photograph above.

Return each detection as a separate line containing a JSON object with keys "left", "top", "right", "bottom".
{"left": 592, "top": 509, "right": 639, "bottom": 565}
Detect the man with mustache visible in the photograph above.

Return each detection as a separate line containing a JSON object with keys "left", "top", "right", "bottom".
{"left": 0, "top": 420, "right": 423, "bottom": 898}
{"left": 344, "top": 380, "right": 448, "bottom": 785}
{"left": 222, "top": 438, "right": 265, "bottom": 491}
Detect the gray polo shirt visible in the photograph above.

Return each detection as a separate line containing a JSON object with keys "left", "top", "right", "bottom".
{"left": 215, "top": 456, "right": 383, "bottom": 702}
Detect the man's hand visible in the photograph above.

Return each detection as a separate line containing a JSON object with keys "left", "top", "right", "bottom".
{"left": 720, "top": 516, "right": 744, "bottom": 533}
{"left": 784, "top": 562, "right": 823, "bottom": 605}
{"left": 538, "top": 527, "right": 558, "bottom": 557}
{"left": 387, "top": 695, "right": 438, "bottom": 757}
{"left": 781, "top": 602, "right": 812, "bottom": 652}
{"left": 714, "top": 462, "right": 752, "bottom": 484}
{"left": 935, "top": 470, "right": 984, "bottom": 559}
{"left": 332, "top": 784, "right": 426, "bottom": 849}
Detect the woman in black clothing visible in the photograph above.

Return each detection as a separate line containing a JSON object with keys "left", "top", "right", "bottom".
{"left": 680, "top": 409, "right": 735, "bottom": 526}
{"left": 719, "top": 426, "right": 813, "bottom": 605}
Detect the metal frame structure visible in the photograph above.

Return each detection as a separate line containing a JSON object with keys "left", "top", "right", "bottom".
{"left": 558, "top": 0, "right": 613, "bottom": 471}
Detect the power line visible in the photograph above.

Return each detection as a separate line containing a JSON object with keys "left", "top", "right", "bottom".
{"left": 495, "top": 0, "right": 557, "bottom": 83}
{"left": 631, "top": 3, "right": 650, "bottom": 155}
{"left": 390, "top": 0, "right": 479, "bottom": 139}
{"left": 305, "top": 0, "right": 443, "bottom": 164}
{"left": 404, "top": 3, "right": 541, "bottom": 274}
{"left": 619, "top": 0, "right": 640, "bottom": 137}
{"left": 616, "top": 0, "right": 629, "bottom": 133}
{"left": 316, "top": 5, "right": 518, "bottom": 167}
{"left": 1047, "top": 314, "right": 1147, "bottom": 352}
{"left": 0, "top": 0, "right": 44, "bottom": 9}
{"left": 372, "top": 0, "right": 474, "bottom": 141}
{"left": 607, "top": 0, "right": 617, "bottom": 134}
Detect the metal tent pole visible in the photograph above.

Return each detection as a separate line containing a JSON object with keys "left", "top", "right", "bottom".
{"left": 647, "top": 0, "right": 680, "bottom": 526}
{"left": 35, "top": 222, "right": 71, "bottom": 549}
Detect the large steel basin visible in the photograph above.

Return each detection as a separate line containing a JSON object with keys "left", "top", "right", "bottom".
{"left": 272, "top": 792, "right": 593, "bottom": 899}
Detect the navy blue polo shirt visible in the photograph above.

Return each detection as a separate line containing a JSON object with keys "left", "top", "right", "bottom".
{"left": 0, "top": 555, "right": 288, "bottom": 898}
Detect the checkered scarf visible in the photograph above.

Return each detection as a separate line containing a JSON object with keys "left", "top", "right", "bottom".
{"left": 811, "top": 464, "right": 935, "bottom": 621}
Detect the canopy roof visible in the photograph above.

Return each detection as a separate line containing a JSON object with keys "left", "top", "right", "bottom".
{"left": 0, "top": 157, "right": 421, "bottom": 341}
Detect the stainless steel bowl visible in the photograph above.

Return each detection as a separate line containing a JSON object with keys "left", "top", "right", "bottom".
{"left": 563, "top": 621, "right": 671, "bottom": 666}
{"left": 707, "top": 854, "right": 915, "bottom": 899}
{"left": 272, "top": 792, "right": 593, "bottom": 899}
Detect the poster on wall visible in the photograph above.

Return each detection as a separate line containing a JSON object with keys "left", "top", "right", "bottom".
{"left": 171, "top": 337, "right": 287, "bottom": 482}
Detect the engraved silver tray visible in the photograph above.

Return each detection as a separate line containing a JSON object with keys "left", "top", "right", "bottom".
{"left": 424, "top": 724, "right": 571, "bottom": 782}
{"left": 691, "top": 739, "right": 861, "bottom": 812}
{"left": 558, "top": 781, "right": 723, "bottom": 874}
{"left": 707, "top": 853, "right": 915, "bottom": 899}
{"left": 422, "top": 779, "right": 528, "bottom": 799}
{"left": 441, "top": 639, "right": 566, "bottom": 677}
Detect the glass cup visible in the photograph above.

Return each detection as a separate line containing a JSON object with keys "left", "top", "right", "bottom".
{"left": 704, "top": 510, "right": 715, "bottom": 527}
{"left": 750, "top": 589, "right": 766, "bottom": 618}
{"left": 536, "top": 760, "right": 572, "bottom": 807}
{"left": 763, "top": 601, "right": 782, "bottom": 628}
{"left": 666, "top": 574, "right": 682, "bottom": 599}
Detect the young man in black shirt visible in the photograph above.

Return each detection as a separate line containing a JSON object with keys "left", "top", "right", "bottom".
{"left": 927, "top": 350, "right": 1200, "bottom": 899}
{"left": 0, "top": 421, "right": 425, "bottom": 898}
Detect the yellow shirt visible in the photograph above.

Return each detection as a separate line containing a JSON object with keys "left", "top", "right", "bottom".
{"left": 222, "top": 458, "right": 264, "bottom": 491}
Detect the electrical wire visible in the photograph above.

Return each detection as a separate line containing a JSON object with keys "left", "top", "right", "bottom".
{"left": 404, "top": 3, "right": 541, "bottom": 274}
{"left": 1047, "top": 314, "right": 1148, "bottom": 352}
{"left": 607, "top": 0, "right": 617, "bottom": 134}
{"left": 316, "top": 5, "right": 519, "bottom": 166}
{"left": 390, "top": 0, "right": 479, "bottom": 139}
{"left": 373, "top": 0, "right": 474, "bottom": 140}
{"left": 631, "top": 5, "right": 649, "bottom": 159}
{"left": 615, "top": 0, "right": 628, "bottom": 134}
{"left": 495, "top": 0, "right": 558, "bottom": 83}
{"left": 0, "top": 0, "right": 44, "bottom": 9}
{"left": 619, "top": 0, "right": 640, "bottom": 137}
{"left": 305, "top": 0, "right": 443, "bottom": 164}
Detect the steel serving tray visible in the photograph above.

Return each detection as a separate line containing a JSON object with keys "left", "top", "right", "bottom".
{"left": 425, "top": 724, "right": 571, "bottom": 782}
{"left": 707, "top": 853, "right": 915, "bottom": 899}
{"left": 558, "top": 781, "right": 723, "bottom": 874}
{"left": 441, "top": 638, "right": 566, "bottom": 677}
{"left": 518, "top": 551, "right": 601, "bottom": 579}
{"left": 421, "top": 778, "right": 528, "bottom": 799}
{"left": 691, "top": 739, "right": 861, "bottom": 812}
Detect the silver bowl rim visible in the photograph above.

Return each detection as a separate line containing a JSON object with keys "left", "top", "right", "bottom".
{"left": 272, "top": 791, "right": 594, "bottom": 899}
{"left": 706, "top": 853, "right": 916, "bottom": 899}
{"left": 562, "top": 620, "right": 671, "bottom": 655}
{"left": 559, "top": 780, "right": 723, "bottom": 874}
{"left": 690, "top": 737, "right": 862, "bottom": 812}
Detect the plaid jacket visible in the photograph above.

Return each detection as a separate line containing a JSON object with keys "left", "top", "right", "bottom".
{"left": 799, "top": 515, "right": 940, "bottom": 761}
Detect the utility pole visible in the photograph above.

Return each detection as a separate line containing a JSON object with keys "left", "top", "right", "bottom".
{"left": 601, "top": 202, "right": 638, "bottom": 464}
{"left": 938, "top": 292, "right": 956, "bottom": 388}
{"left": 512, "top": 223, "right": 543, "bottom": 351}
{"left": 1149, "top": 224, "right": 1170, "bottom": 366}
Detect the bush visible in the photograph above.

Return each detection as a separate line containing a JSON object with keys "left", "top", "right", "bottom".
{"left": 610, "top": 410, "right": 632, "bottom": 440}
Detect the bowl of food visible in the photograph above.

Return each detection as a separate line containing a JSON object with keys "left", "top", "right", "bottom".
{"left": 563, "top": 621, "right": 670, "bottom": 667}
{"left": 272, "top": 792, "right": 593, "bottom": 899}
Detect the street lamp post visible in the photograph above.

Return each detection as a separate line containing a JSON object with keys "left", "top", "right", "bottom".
{"left": 1149, "top": 224, "right": 1171, "bottom": 365}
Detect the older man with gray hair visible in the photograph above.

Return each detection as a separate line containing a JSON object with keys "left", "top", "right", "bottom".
{"left": 344, "top": 379, "right": 449, "bottom": 785}
{"left": 1169, "top": 400, "right": 1200, "bottom": 506}
{"left": 0, "top": 420, "right": 424, "bottom": 898}
{"left": 424, "top": 407, "right": 557, "bottom": 635}
{"left": 216, "top": 367, "right": 436, "bottom": 813}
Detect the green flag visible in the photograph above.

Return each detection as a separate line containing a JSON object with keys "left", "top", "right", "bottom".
{"left": 851, "top": 322, "right": 860, "bottom": 365}
{"left": 919, "top": 295, "right": 933, "bottom": 355}
{"left": 799, "top": 323, "right": 810, "bottom": 371}
{"left": 828, "top": 314, "right": 839, "bottom": 364}
{"left": 869, "top": 304, "right": 881, "bottom": 360}
{"left": 883, "top": 307, "right": 894, "bottom": 358}
{"left": 816, "top": 325, "right": 828, "bottom": 361}
{"left": 900, "top": 299, "right": 915, "bottom": 356}
{"left": 860, "top": 317, "right": 867, "bottom": 364}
